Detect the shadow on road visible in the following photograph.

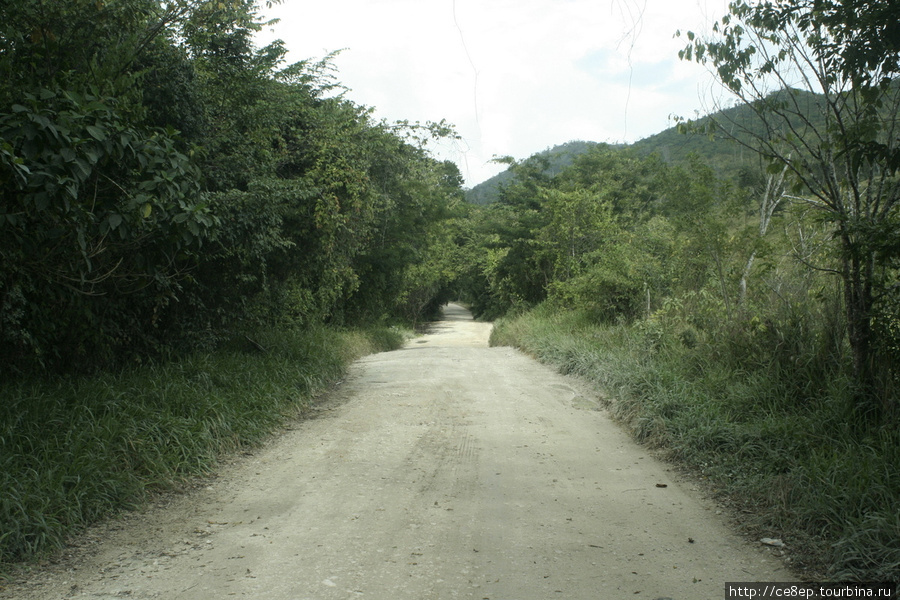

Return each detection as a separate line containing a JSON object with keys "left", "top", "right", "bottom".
{"left": 438, "top": 303, "right": 474, "bottom": 322}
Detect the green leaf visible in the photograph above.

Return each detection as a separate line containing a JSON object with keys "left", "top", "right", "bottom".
{"left": 85, "top": 125, "right": 107, "bottom": 141}
{"left": 108, "top": 213, "right": 123, "bottom": 230}
{"left": 74, "top": 159, "right": 92, "bottom": 178}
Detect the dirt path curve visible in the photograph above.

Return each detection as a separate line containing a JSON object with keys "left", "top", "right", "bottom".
{"left": 4, "top": 303, "right": 790, "bottom": 600}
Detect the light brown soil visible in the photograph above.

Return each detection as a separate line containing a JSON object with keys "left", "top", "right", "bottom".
{"left": 1, "top": 303, "right": 791, "bottom": 599}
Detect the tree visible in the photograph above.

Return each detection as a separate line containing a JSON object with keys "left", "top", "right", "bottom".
{"left": 662, "top": 155, "right": 749, "bottom": 317}
{"left": 455, "top": 146, "right": 676, "bottom": 322}
{"left": 739, "top": 163, "right": 788, "bottom": 306}
{"left": 0, "top": 0, "right": 216, "bottom": 372}
{"left": 679, "top": 0, "right": 900, "bottom": 416}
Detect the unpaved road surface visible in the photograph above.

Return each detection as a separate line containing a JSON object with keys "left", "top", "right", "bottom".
{"left": 3, "top": 304, "right": 790, "bottom": 599}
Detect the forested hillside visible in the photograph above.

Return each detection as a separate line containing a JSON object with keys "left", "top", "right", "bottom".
{"left": 465, "top": 140, "right": 601, "bottom": 205}
{"left": 0, "top": 0, "right": 462, "bottom": 378}
{"left": 465, "top": 95, "right": 828, "bottom": 207}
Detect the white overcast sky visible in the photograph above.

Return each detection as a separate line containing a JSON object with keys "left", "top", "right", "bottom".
{"left": 254, "top": 0, "right": 731, "bottom": 187}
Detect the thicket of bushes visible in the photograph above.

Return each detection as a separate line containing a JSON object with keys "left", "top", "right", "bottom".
{"left": 1, "top": 0, "right": 462, "bottom": 378}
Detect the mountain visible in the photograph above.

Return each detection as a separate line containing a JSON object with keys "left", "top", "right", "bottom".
{"left": 464, "top": 140, "right": 606, "bottom": 205}
{"left": 631, "top": 88, "right": 829, "bottom": 174}
{"left": 465, "top": 89, "right": 828, "bottom": 205}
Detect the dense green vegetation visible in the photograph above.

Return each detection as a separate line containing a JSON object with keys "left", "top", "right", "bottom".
{"left": 457, "top": 0, "right": 900, "bottom": 581}
{"left": 0, "top": 0, "right": 462, "bottom": 377}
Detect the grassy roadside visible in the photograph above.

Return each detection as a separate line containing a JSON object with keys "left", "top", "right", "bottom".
{"left": 490, "top": 305, "right": 900, "bottom": 581}
{"left": 0, "top": 325, "right": 407, "bottom": 572}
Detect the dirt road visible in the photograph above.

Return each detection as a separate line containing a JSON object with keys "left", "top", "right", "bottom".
{"left": 4, "top": 303, "right": 789, "bottom": 599}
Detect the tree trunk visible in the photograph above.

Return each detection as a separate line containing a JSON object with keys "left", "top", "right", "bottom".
{"left": 840, "top": 231, "right": 880, "bottom": 416}
{"left": 739, "top": 251, "right": 755, "bottom": 307}
{"left": 741, "top": 167, "right": 787, "bottom": 308}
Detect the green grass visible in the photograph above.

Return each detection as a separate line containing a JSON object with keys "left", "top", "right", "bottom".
{"left": 491, "top": 304, "right": 900, "bottom": 581}
{"left": 0, "top": 324, "right": 406, "bottom": 572}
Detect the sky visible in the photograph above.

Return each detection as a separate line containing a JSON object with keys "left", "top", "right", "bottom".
{"left": 254, "top": 0, "right": 732, "bottom": 188}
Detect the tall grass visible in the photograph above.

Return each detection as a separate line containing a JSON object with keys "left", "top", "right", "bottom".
{"left": 0, "top": 325, "right": 405, "bottom": 571}
{"left": 491, "top": 304, "right": 900, "bottom": 581}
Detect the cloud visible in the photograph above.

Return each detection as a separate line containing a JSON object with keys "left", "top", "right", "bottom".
{"left": 256, "top": 0, "right": 728, "bottom": 187}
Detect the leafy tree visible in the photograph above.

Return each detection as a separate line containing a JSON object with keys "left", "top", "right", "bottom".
{"left": 661, "top": 156, "right": 748, "bottom": 316}
{"left": 182, "top": 0, "right": 289, "bottom": 191}
{"left": 558, "top": 145, "right": 662, "bottom": 222}
{"left": 738, "top": 163, "right": 789, "bottom": 305}
{"left": 457, "top": 146, "right": 679, "bottom": 322}
{"left": 467, "top": 159, "right": 558, "bottom": 304}
{"left": 351, "top": 148, "right": 464, "bottom": 326}
{"left": 542, "top": 147, "right": 677, "bottom": 321}
{"left": 678, "top": 0, "right": 900, "bottom": 415}
{"left": 0, "top": 0, "right": 215, "bottom": 371}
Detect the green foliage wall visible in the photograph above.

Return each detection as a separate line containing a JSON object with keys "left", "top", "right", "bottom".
{"left": 0, "top": 0, "right": 463, "bottom": 376}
